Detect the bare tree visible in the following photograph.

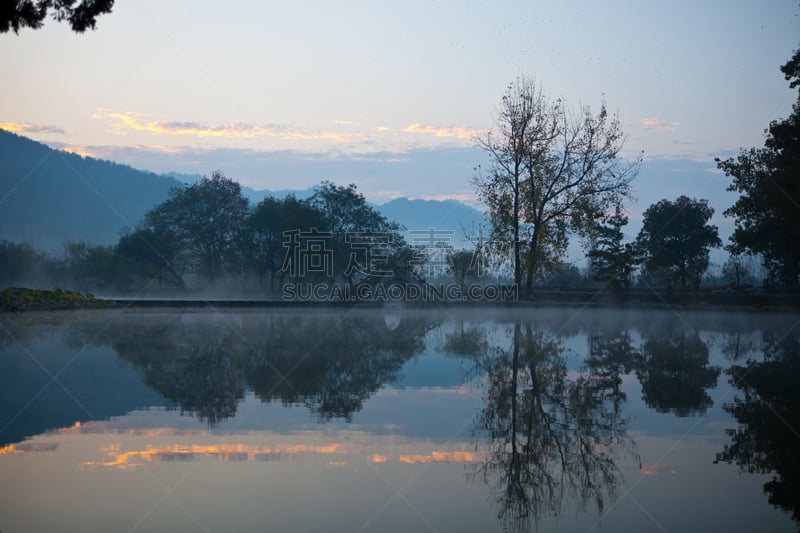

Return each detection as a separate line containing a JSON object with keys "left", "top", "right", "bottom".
{"left": 474, "top": 77, "right": 640, "bottom": 292}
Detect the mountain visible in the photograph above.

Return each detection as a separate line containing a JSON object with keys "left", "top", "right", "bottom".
{"left": 377, "top": 197, "right": 487, "bottom": 246}
{"left": 0, "top": 130, "right": 487, "bottom": 253}
{"left": 0, "top": 130, "right": 181, "bottom": 251}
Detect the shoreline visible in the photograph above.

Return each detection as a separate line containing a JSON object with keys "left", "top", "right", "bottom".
{"left": 3, "top": 287, "right": 799, "bottom": 313}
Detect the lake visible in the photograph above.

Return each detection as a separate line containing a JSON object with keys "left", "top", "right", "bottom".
{"left": 1, "top": 306, "right": 798, "bottom": 532}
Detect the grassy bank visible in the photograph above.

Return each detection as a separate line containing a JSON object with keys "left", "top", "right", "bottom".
{"left": 0, "top": 287, "right": 115, "bottom": 312}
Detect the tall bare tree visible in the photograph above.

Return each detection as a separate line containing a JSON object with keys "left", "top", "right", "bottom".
{"left": 474, "top": 77, "right": 640, "bottom": 292}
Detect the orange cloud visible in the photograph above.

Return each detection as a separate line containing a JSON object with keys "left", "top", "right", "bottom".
{"left": 640, "top": 117, "right": 679, "bottom": 131}
{"left": 0, "top": 121, "right": 65, "bottom": 135}
{"left": 59, "top": 145, "right": 95, "bottom": 158}
{"left": 399, "top": 451, "right": 477, "bottom": 464}
{"left": 0, "top": 442, "right": 58, "bottom": 454}
{"left": 403, "top": 123, "right": 481, "bottom": 140}
{"left": 85, "top": 442, "right": 353, "bottom": 470}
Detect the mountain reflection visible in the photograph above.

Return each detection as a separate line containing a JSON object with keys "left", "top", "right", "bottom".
{"left": 715, "top": 330, "right": 800, "bottom": 528}
{"left": 463, "top": 320, "right": 638, "bottom": 531}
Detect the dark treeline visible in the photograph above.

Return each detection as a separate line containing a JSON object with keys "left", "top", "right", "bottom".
{"left": 1, "top": 173, "right": 427, "bottom": 295}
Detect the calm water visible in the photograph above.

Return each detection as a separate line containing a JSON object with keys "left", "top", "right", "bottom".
{"left": 0, "top": 307, "right": 798, "bottom": 532}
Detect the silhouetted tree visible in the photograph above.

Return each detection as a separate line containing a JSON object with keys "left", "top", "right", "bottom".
{"left": 446, "top": 249, "right": 485, "bottom": 288}
{"left": 588, "top": 205, "right": 634, "bottom": 294}
{"left": 716, "top": 48, "right": 800, "bottom": 286}
{"left": 474, "top": 76, "right": 640, "bottom": 292}
{"left": 63, "top": 240, "right": 117, "bottom": 290}
{"left": 0, "top": 240, "right": 47, "bottom": 286}
{"left": 309, "top": 181, "right": 404, "bottom": 287}
{"left": 245, "top": 195, "right": 326, "bottom": 290}
{"left": 721, "top": 253, "right": 760, "bottom": 290}
{"left": 635, "top": 196, "right": 721, "bottom": 289}
{"left": 1, "top": 0, "right": 114, "bottom": 33}
{"left": 115, "top": 227, "right": 188, "bottom": 288}
{"left": 146, "top": 171, "right": 250, "bottom": 286}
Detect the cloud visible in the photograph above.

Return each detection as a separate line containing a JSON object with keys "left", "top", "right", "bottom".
{"left": 640, "top": 117, "right": 680, "bottom": 131}
{"left": 50, "top": 141, "right": 193, "bottom": 160}
{"left": 93, "top": 111, "right": 285, "bottom": 139}
{"left": 84, "top": 442, "right": 353, "bottom": 470}
{"left": 59, "top": 145, "right": 95, "bottom": 158}
{"left": 403, "top": 123, "right": 482, "bottom": 140}
{"left": 0, "top": 121, "right": 65, "bottom": 135}
{"left": 398, "top": 450, "right": 478, "bottom": 464}
{"left": 92, "top": 110, "right": 374, "bottom": 145}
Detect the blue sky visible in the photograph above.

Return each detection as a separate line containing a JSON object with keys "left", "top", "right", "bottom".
{"left": 1, "top": 1, "right": 797, "bottom": 216}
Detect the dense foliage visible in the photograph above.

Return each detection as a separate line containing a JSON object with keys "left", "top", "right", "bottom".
{"left": 716, "top": 48, "right": 800, "bottom": 286}
{"left": 635, "top": 196, "right": 721, "bottom": 289}
{"left": 1, "top": 0, "right": 114, "bottom": 33}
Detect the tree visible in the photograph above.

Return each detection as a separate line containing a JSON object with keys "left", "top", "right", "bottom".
{"left": 145, "top": 171, "right": 250, "bottom": 286}
{"left": 245, "top": 195, "right": 326, "bottom": 290}
{"left": 635, "top": 196, "right": 721, "bottom": 289}
{"left": 446, "top": 248, "right": 485, "bottom": 288}
{"left": 474, "top": 76, "right": 639, "bottom": 292}
{"left": 309, "top": 181, "right": 404, "bottom": 287}
{"left": 716, "top": 48, "right": 800, "bottom": 286}
{"left": 0, "top": 240, "right": 45, "bottom": 286}
{"left": 721, "top": 253, "right": 761, "bottom": 289}
{"left": 587, "top": 205, "right": 633, "bottom": 293}
{"left": 63, "top": 240, "right": 117, "bottom": 290}
{"left": 1, "top": 0, "right": 114, "bottom": 33}
{"left": 115, "top": 227, "right": 188, "bottom": 289}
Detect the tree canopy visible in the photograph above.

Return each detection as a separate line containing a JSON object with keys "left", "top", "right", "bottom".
{"left": 1, "top": 0, "right": 114, "bottom": 33}
{"left": 474, "top": 76, "right": 639, "bottom": 291}
{"left": 587, "top": 205, "right": 633, "bottom": 294}
{"left": 716, "top": 48, "right": 800, "bottom": 286}
{"left": 635, "top": 196, "right": 721, "bottom": 289}
{"left": 145, "top": 171, "right": 250, "bottom": 286}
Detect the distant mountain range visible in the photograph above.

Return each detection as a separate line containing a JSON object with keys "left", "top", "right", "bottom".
{"left": 0, "top": 130, "right": 179, "bottom": 251}
{"left": 0, "top": 130, "right": 487, "bottom": 252}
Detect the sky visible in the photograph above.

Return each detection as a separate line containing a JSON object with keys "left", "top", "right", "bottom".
{"left": 1, "top": 1, "right": 798, "bottom": 233}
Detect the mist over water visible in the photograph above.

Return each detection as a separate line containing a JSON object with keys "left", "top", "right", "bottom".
{"left": 1, "top": 306, "right": 798, "bottom": 532}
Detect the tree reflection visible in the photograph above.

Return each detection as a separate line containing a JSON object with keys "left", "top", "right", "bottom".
{"left": 715, "top": 333, "right": 800, "bottom": 527}
{"left": 636, "top": 326, "right": 720, "bottom": 416}
{"left": 80, "top": 309, "right": 438, "bottom": 424}
{"left": 470, "top": 321, "right": 637, "bottom": 531}
{"left": 243, "top": 311, "right": 436, "bottom": 421}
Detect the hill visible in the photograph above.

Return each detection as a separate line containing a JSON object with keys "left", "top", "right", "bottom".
{"left": 377, "top": 197, "right": 486, "bottom": 246}
{"left": 0, "top": 130, "right": 487, "bottom": 253}
{"left": 0, "top": 130, "right": 181, "bottom": 251}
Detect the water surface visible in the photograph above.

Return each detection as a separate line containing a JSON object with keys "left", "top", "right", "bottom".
{"left": 1, "top": 307, "right": 798, "bottom": 532}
